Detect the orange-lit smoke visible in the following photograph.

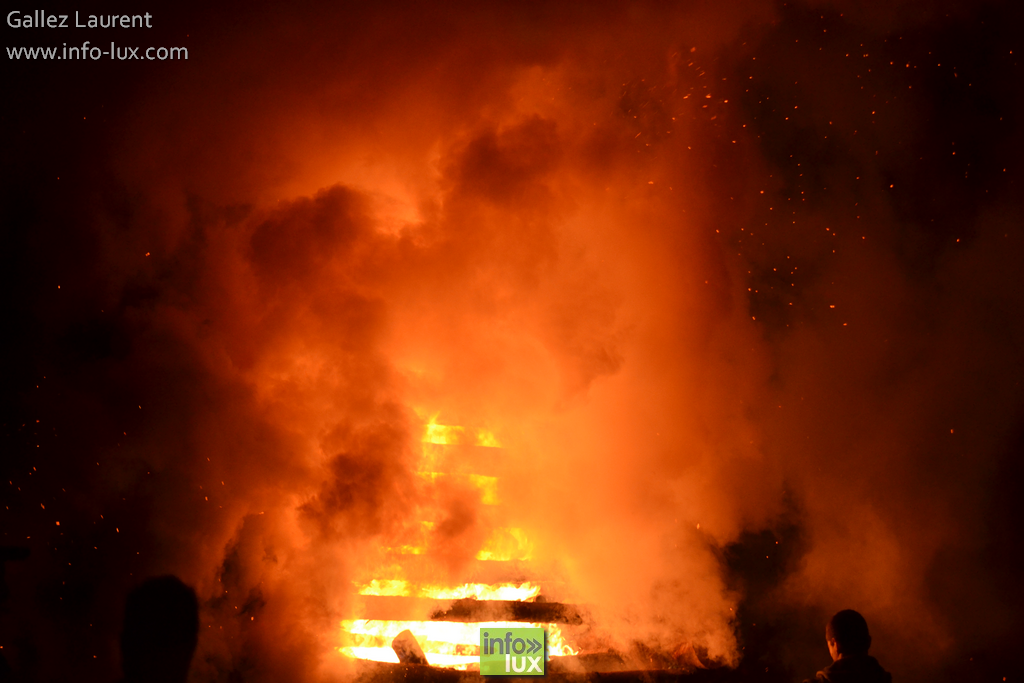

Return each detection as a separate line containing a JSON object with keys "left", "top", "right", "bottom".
{"left": 62, "top": 2, "right": 1024, "bottom": 682}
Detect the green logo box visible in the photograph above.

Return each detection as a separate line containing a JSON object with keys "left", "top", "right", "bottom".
{"left": 479, "top": 627, "right": 545, "bottom": 676}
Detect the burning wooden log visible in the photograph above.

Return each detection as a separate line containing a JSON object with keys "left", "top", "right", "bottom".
{"left": 369, "top": 555, "right": 541, "bottom": 584}
{"left": 355, "top": 595, "right": 586, "bottom": 624}
{"left": 431, "top": 597, "right": 586, "bottom": 624}
{"left": 392, "top": 629, "right": 429, "bottom": 665}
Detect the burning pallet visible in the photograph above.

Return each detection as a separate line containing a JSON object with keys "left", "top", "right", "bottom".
{"left": 340, "top": 421, "right": 718, "bottom": 677}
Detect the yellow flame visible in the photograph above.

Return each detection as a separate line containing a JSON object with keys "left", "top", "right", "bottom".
{"left": 358, "top": 579, "right": 411, "bottom": 596}
{"left": 421, "top": 416, "right": 502, "bottom": 448}
{"left": 416, "top": 472, "right": 499, "bottom": 505}
{"left": 423, "top": 421, "right": 466, "bottom": 445}
{"left": 475, "top": 527, "right": 533, "bottom": 561}
{"left": 338, "top": 646, "right": 479, "bottom": 668}
{"left": 381, "top": 521, "right": 529, "bottom": 557}
{"left": 356, "top": 580, "right": 541, "bottom": 601}
{"left": 382, "top": 545, "right": 426, "bottom": 555}
{"left": 379, "top": 523, "right": 532, "bottom": 560}
{"left": 476, "top": 429, "right": 501, "bottom": 448}
{"left": 339, "top": 620, "right": 578, "bottom": 668}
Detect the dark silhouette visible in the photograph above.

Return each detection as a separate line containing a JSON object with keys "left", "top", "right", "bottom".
{"left": 119, "top": 576, "right": 199, "bottom": 683}
{"left": 804, "top": 610, "right": 892, "bottom": 683}
{"left": 0, "top": 546, "right": 30, "bottom": 682}
{"left": 0, "top": 546, "right": 31, "bottom": 606}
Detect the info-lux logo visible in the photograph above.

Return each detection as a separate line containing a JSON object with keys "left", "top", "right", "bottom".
{"left": 479, "top": 627, "right": 545, "bottom": 676}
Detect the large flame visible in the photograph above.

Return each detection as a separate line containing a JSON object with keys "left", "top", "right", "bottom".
{"left": 340, "top": 421, "right": 570, "bottom": 669}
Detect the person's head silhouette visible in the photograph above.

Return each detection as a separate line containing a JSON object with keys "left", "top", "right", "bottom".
{"left": 804, "top": 609, "right": 890, "bottom": 683}
{"left": 825, "top": 609, "right": 871, "bottom": 660}
{"left": 120, "top": 576, "right": 199, "bottom": 683}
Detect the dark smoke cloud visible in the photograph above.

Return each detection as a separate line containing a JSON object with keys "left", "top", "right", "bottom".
{"left": 3, "top": 1, "right": 1023, "bottom": 682}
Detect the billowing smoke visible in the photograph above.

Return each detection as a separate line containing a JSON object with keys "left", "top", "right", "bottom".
{"left": 3, "top": 1, "right": 1022, "bottom": 682}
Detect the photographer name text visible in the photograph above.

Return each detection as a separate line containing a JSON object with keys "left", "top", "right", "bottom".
{"left": 8, "top": 10, "right": 154, "bottom": 29}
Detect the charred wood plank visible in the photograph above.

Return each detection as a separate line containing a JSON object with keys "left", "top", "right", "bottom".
{"left": 354, "top": 595, "right": 585, "bottom": 624}
{"left": 431, "top": 598, "right": 585, "bottom": 625}
{"left": 368, "top": 555, "right": 542, "bottom": 584}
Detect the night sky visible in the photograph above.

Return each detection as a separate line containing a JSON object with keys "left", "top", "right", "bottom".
{"left": 3, "top": 2, "right": 1024, "bottom": 682}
